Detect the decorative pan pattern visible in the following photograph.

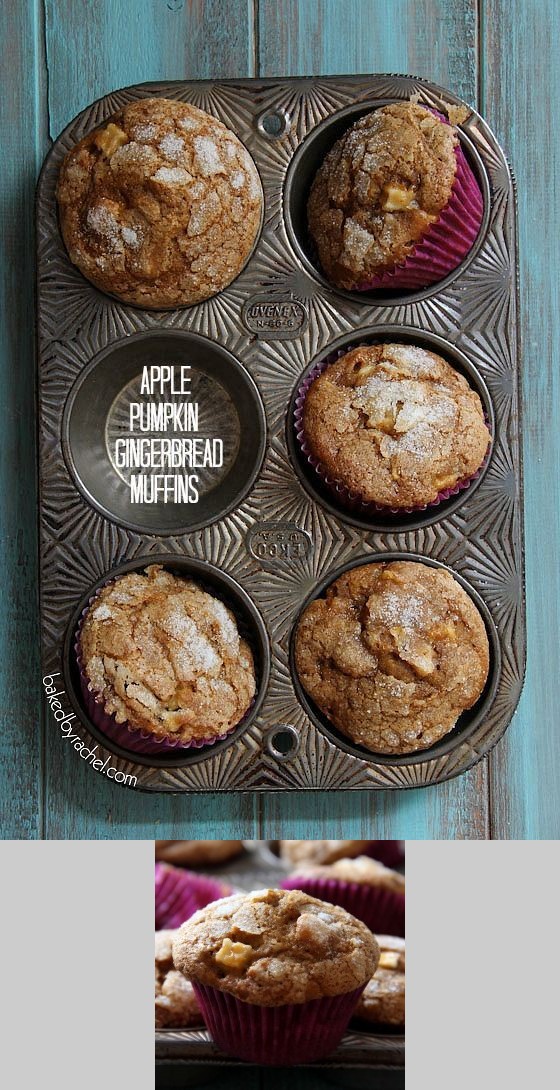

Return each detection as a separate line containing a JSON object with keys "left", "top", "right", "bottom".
{"left": 36, "top": 75, "right": 524, "bottom": 792}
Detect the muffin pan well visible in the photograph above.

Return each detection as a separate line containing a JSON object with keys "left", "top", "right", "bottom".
{"left": 37, "top": 75, "right": 524, "bottom": 792}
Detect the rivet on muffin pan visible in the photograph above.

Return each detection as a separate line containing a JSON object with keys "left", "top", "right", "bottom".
{"left": 284, "top": 99, "right": 490, "bottom": 306}
{"left": 63, "top": 555, "right": 271, "bottom": 768}
{"left": 257, "top": 108, "right": 292, "bottom": 140}
{"left": 62, "top": 330, "right": 267, "bottom": 536}
{"left": 289, "top": 552, "right": 501, "bottom": 765}
{"left": 287, "top": 326, "right": 494, "bottom": 534}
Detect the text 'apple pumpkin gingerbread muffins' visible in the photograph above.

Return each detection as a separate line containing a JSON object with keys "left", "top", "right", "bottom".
{"left": 76, "top": 564, "right": 256, "bottom": 754}
{"left": 294, "top": 560, "right": 489, "bottom": 755}
{"left": 56, "top": 97, "right": 263, "bottom": 307}
{"left": 172, "top": 887, "right": 380, "bottom": 1065}
{"left": 307, "top": 102, "right": 483, "bottom": 291}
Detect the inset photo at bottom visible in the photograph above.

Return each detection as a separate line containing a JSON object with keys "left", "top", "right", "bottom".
{"left": 155, "top": 840, "right": 405, "bottom": 1087}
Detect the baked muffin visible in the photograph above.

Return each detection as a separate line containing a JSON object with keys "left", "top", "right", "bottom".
{"left": 307, "top": 102, "right": 483, "bottom": 291}
{"left": 298, "top": 343, "right": 489, "bottom": 510}
{"left": 353, "top": 936, "right": 405, "bottom": 1027}
{"left": 57, "top": 97, "right": 262, "bottom": 307}
{"left": 294, "top": 560, "right": 489, "bottom": 755}
{"left": 173, "top": 887, "right": 379, "bottom": 1064}
{"left": 155, "top": 863, "right": 233, "bottom": 931}
{"left": 155, "top": 930, "right": 204, "bottom": 1029}
{"left": 282, "top": 857, "right": 405, "bottom": 936}
{"left": 280, "top": 840, "right": 404, "bottom": 868}
{"left": 155, "top": 840, "right": 244, "bottom": 866}
{"left": 78, "top": 564, "right": 256, "bottom": 753}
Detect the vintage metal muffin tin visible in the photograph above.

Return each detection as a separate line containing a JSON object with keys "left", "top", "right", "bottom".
{"left": 37, "top": 74, "right": 524, "bottom": 792}
{"left": 155, "top": 840, "right": 405, "bottom": 1075}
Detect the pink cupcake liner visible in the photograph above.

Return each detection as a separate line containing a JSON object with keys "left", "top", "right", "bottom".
{"left": 281, "top": 876, "right": 405, "bottom": 937}
{"left": 294, "top": 345, "right": 491, "bottom": 517}
{"left": 363, "top": 841, "right": 405, "bottom": 868}
{"left": 192, "top": 982, "right": 365, "bottom": 1065}
{"left": 74, "top": 580, "right": 246, "bottom": 756}
{"left": 155, "top": 863, "right": 232, "bottom": 930}
{"left": 356, "top": 111, "right": 484, "bottom": 291}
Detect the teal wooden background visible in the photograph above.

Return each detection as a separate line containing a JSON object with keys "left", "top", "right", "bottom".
{"left": 1, "top": 0, "right": 558, "bottom": 841}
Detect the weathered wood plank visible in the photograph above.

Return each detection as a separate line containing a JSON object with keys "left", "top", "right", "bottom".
{"left": 41, "top": 0, "right": 259, "bottom": 839}
{"left": 483, "top": 0, "right": 560, "bottom": 839}
{"left": 0, "top": 1, "right": 49, "bottom": 838}
{"left": 44, "top": 0, "right": 256, "bottom": 136}
{"left": 257, "top": 0, "right": 488, "bottom": 840}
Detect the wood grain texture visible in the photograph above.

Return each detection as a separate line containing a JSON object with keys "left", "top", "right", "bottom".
{"left": 258, "top": 0, "right": 489, "bottom": 841}
{"left": 482, "top": 0, "right": 560, "bottom": 839}
{"left": 2, "top": 0, "right": 555, "bottom": 838}
{"left": 0, "top": 0, "right": 47, "bottom": 838}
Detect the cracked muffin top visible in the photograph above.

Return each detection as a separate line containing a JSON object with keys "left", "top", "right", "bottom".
{"left": 307, "top": 103, "right": 458, "bottom": 288}
{"left": 280, "top": 840, "right": 382, "bottom": 866}
{"left": 287, "top": 856, "right": 405, "bottom": 893}
{"left": 354, "top": 936, "right": 405, "bottom": 1027}
{"left": 57, "top": 97, "right": 262, "bottom": 306}
{"left": 155, "top": 930, "right": 204, "bottom": 1029}
{"left": 79, "top": 564, "right": 256, "bottom": 743}
{"left": 155, "top": 840, "right": 244, "bottom": 866}
{"left": 301, "top": 343, "right": 489, "bottom": 509}
{"left": 294, "top": 560, "right": 489, "bottom": 755}
{"left": 172, "top": 888, "right": 379, "bottom": 1006}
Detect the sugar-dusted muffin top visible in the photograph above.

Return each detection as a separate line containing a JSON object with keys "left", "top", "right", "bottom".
{"left": 294, "top": 560, "right": 489, "bottom": 755}
{"left": 354, "top": 936, "right": 405, "bottom": 1027}
{"left": 302, "top": 343, "right": 489, "bottom": 508}
{"left": 288, "top": 856, "right": 405, "bottom": 894}
{"left": 155, "top": 930, "right": 204, "bottom": 1028}
{"left": 172, "top": 888, "right": 379, "bottom": 1006}
{"left": 280, "top": 840, "right": 378, "bottom": 866}
{"left": 79, "top": 564, "right": 255, "bottom": 743}
{"left": 57, "top": 97, "right": 262, "bottom": 306}
{"left": 155, "top": 840, "right": 244, "bottom": 866}
{"left": 307, "top": 103, "right": 458, "bottom": 288}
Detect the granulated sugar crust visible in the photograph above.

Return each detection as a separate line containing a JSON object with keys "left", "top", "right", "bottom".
{"left": 173, "top": 888, "right": 379, "bottom": 1006}
{"left": 57, "top": 97, "right": 262, "bottom": 306}
{"left": 155, "top": 930, "right": 204, "bottom": 1028}
{"left": 280, "top": 840, "right": 378, "bottom": 866}
{"left": 80, "top": 564, "right": 255, "bottom": 742}
{"left": 155, "top": 840, "right": 244, "bottom": 865}
{"left": 308, "top": 103, "right": 458, "bottom": 288}
{"left": 288, "top": 856, "right": 405, "bottom": 893}
{"left": 294, "top": 560, "right": 489, "bottom": 755}
{"left": 302, "top": 343, "right": 489, "bottom": 508}
{"left": 354, "top": 936, "right": 405, "bottom": 1026}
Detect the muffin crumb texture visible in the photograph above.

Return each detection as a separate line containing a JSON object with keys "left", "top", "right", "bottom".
{"left": 294, "top": 560, "right": 489, "bottom": 755}
{"left": 289, "top": 856, "right": 405, "bottom": 894}
{"left": 80, "top": 565, "right": 255, "bottom": 743}
{"left": 280, "top": 840, "right": 380, "bottom": 866}
{"left": 302, "top": 343, "right": 489, "bottom": 508}
{"left": 57, "top": 97, "right": 262, "bottom": 306}
{"left": 307, "top": 103, "right": 458, "bottom": 288}
{"left": 354, "top": 936, "right": 405, "bottom": 1026}
{"left": 155, "top": 930, "right": 203, "bottom": 1028}
{"left": 173, "top": 888, "right": 380, "bottom": 1005}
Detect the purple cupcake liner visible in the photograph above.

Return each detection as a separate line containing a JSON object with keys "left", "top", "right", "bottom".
{"left": 155, "top": 863, "right": 232, "bottom": 930}
{"left": 281, "top": 876, "right": 405, "bottom": 937}
{"left": 363, "top": 841, "right": 405, "bottom": 869}
{"left": 356, "top": 111, "right": 484, "bottom": 291}
{"left": 294, "top": 344, "right": 491, "bottom": 517}
{"left": 192, "top": 982, "right": 365, "bottom": 1065}
{"left": 74, "top": 579, "right": 246, "bottom": 756}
